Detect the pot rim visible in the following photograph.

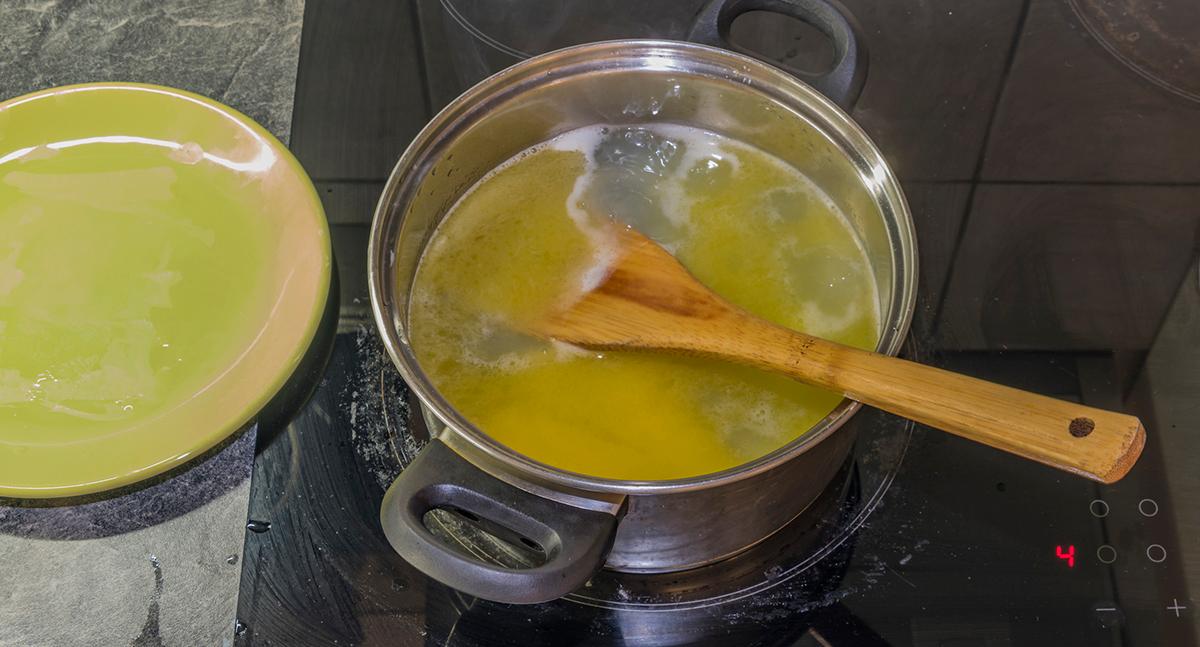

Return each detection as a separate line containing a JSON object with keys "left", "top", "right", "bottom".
{"left": 368, "top": 39, "right": 917, "bottom": 496}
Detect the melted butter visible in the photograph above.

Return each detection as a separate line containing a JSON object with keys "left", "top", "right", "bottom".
{"left": 410, "top": 124, "right": 879, "bottom": 480}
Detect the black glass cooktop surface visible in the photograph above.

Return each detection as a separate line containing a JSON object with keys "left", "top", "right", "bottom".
{"left": 236, "top": 1, "right": 1200, "bottom": 644}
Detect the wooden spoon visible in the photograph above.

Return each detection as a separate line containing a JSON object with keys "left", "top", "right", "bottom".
{"left": 533, "top": 227, "right": 1145, "bottom": 483}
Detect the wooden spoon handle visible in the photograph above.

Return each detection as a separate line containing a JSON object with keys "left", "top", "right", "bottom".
{"left": 728, "top": 322, "right": 1145, "bottom": 484}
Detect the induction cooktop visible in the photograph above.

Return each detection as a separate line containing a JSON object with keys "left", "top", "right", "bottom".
{"left": 234, "top": 1, "right": 1200, "bottom": 644}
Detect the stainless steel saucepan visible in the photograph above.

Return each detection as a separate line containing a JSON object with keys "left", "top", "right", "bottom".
{"left": 368, "top": 0, "right": 916, "bottom": 604}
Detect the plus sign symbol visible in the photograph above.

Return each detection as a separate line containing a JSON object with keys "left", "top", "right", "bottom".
{"left": 1167, "top": 599, "right": 1188, "bottom": 618}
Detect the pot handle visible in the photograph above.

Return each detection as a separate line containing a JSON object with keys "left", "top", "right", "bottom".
{"left": 380, "top": 439, "right": 621, "bottom": 604}
{"left": 687, "top": 0, "right": 868, "bottom": 109}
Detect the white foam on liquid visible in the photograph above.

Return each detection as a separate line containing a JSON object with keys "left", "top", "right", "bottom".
{"left": 647, "top": 123, "right": 740, "bottom": 229}
{"left": 549, "top": 126, "right": 620, "bottom": 291}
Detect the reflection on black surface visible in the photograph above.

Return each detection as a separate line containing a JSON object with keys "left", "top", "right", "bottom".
{"left": 421, "top": 462, "right": 895, "bottom": 647}
{"left": 1067, "top": 0, "right": 1200, "bottom": 104}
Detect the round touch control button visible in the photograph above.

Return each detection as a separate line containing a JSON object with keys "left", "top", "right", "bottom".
{"left": 1090, "top": 500, "right": 1110, "bottom": 518}
{"left": 1147, "top": 544, "right": 1167, "bottom": 563}
{"left": 1097, "top": 545, "right": 1118, "bottom": 564}
{"left": 1139, "top": 498, "right": 1159, "bottom": 517}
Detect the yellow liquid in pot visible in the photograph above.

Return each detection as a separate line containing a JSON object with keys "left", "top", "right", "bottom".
{"left": 410, "top": 125, "right": 879, "bottom": 480}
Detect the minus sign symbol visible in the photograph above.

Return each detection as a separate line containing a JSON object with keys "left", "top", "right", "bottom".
{"left": 1096, "top": 607, "right": 1117, "bottom": 611}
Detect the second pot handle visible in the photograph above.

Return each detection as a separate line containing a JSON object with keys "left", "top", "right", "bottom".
{"left": 380, "top": 439, "right": 621, "bottom": 604}
{"left": 687, "top": 0, "right": 868, "bottom": 109}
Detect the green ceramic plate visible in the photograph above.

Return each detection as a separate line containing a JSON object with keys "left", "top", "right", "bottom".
{"left": 0, "top": 83, "right": 330, "bottom": 498}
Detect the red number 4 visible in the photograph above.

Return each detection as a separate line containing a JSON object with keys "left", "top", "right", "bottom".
{"left": 1056, "top": 545, "right": 1076, "bottom": 568}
